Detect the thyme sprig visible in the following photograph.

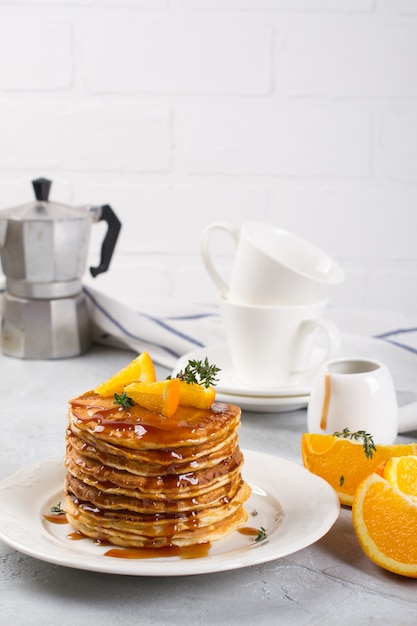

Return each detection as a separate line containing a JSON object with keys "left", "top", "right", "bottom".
{"left": 50, "top": 502, "right": 66, "bottom": 515}
{"left": 333, "top": 428, "right": 377, "bottom": 459}
{"left": 255, "top": 526, "right": 267, "bottom": 543}
{"left": 114, "top": 390, "right": 134, "bottom": 409}
{"left": 170, "top": 357, "right": 221, "bottom": 388}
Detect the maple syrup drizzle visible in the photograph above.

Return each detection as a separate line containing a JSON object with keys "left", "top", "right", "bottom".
{"left": 104, "top": 542, "right": 211, "bottom": 560}
{"left": 43, "top": 513, "right": 68, "bottom": 525}
{"left": 237, "top": 526, "right": 259, "bottom": 537}
{"left": 320, "top": 372, "right": 332, "bottom": 430}
{"left": 44, "top": 510, "right": 257, "bottom": 559}
{"left": 69, "top": 395, "right": 237, "bottom": 448}
{"left": 67, "top": 530, "right": 85, "bottom": 540}
{"left": 44, "top": 504, "right": 214, "bottom": 557}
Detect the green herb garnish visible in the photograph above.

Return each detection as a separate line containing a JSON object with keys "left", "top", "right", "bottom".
{"left": 255, "top": 526, "right": 267, "bottom": 543}
{"left": 114, "top": 391, "right": 134, "bottom": 409}
{"left": 339, "top": 475, "right": 344, "bottom": 487}
{"left": 50, "top": 502, "right": 66, "bottom": 515}
{"left": 333, "top": 428, "right": 377, "bottom": 459}
{"left": 170, "top": 357, "right": 221, "bottom": 388}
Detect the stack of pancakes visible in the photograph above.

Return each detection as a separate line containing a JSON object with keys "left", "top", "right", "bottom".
{"left": 64, "top": 392, "right": 250, "bottom": 548}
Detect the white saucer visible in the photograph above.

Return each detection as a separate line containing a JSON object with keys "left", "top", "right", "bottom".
{"left": 174, "top": 344, "right": 317, "bottom": 398}
{"left": 173, "top": 344, "right": 313, "bottom": 413}
{"left": 215, "top": 391, "right": 310, "bottom": 413}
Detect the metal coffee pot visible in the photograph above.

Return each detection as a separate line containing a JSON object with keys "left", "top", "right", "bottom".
{"left": 0, "top": 178, "right": 121, "bottom": 359}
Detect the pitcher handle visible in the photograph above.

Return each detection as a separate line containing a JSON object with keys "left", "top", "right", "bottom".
{"left": 89, "top": 204, "right": 122, "bottom": 277}
{"left": 200, "top": 222, "right": 239, "bottom": 297}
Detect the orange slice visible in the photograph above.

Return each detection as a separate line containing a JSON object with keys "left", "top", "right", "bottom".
{"left": 301, "top": 433, "right": 417, "bottom": 506}
{"left": 95, "top": 352, "right": 156, "bottom": 397}
{"left": 352, "top": 455, "right": 417, "bottom": 577}
{"left": 383, "top": 455, "right": 417, "bottom": 496}
{"left": 179, "top": 380, "right": 216, "bottom": 409}
{"left": 124, "top": 378, "right": 181, "bottom": 418}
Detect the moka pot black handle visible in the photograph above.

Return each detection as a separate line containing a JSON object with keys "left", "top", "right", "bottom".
{"left": 90, "top": 204, "right": 122, "bottom": 277}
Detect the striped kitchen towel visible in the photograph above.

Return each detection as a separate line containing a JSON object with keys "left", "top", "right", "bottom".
{"left": 84, "top": 285, "right": 225, "bottom": 369}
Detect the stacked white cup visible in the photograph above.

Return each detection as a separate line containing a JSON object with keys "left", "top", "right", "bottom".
{"left": 200, "top": 221, "right": 345, "bottom": 390}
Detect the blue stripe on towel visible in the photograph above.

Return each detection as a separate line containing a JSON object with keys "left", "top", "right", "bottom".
{"left": 162, "top": 311, "right": 219, "bottom": 322}
{"left": 135, "top": 311, "right": 207, "bottom": 348}
{"left": 83, "top": 287, "right": 183, "bottom": 360}
{"left": 374, "top": 327, "right": 417, "bottom": 356}
{"left": 83, "top": 287, "right": 207, "bottom": 359}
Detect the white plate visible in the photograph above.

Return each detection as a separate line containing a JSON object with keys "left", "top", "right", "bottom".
{"left": 215, "top": 391, "right": 310, "bottom": 413}
{"left": 173, "top": 344, "right": 319, "bottom": 398}
{"left": 0, "top": 452, "right": 339, "bottom": 577}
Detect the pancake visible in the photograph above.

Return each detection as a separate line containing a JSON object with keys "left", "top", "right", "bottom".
{"left": 64, "top": 390, "right": 250, "bottom": 549}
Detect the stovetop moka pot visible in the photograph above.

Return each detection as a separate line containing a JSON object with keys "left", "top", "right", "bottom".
{"left": 0, "top": 178, "right": 121, "bottom": 358}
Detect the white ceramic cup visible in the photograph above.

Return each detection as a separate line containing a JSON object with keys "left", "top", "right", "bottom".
{"left": 307, "top": 357, "right": 399, "bottom": 444}
{"left": 201, "top": 221, "right": 345, "bottom": 305}
{"left": 217, "top": 295, "right": 341, "bottom": 389}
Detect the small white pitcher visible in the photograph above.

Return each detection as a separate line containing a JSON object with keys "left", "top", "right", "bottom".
{"left": 307, "top": 357, "right": 398, "bottom": 444}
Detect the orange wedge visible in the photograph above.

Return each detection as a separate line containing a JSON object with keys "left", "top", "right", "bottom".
{"left": 95, "top": 352, "right": 156, "bottom": 397}
{"left": 124, "top": 378, "right": 181, "bottom": 418}
{"left": 301, "top": 433, "right": 417, "bottom": 506}
{"left": 352, "top": 455, "right": 417, "bottom": 577}
{"left": 179, "top": 380, "right": 216, "bottom": 409}
{"left": 383, "top": 455, "right": 417, "bottom": 496}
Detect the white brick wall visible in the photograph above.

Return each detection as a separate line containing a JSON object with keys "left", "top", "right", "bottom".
{"left": 176, "top": 103, "right": 371, "bottom": 176}
{"left": 0, "top": 0, "right": 416, "bottom": 315}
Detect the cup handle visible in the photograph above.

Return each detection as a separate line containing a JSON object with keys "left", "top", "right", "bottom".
{"left": 291, "top": 318, "right": 341, "bottom": 379}
{"left": 200, "top": 222, "right": 239, "bottom": 297}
